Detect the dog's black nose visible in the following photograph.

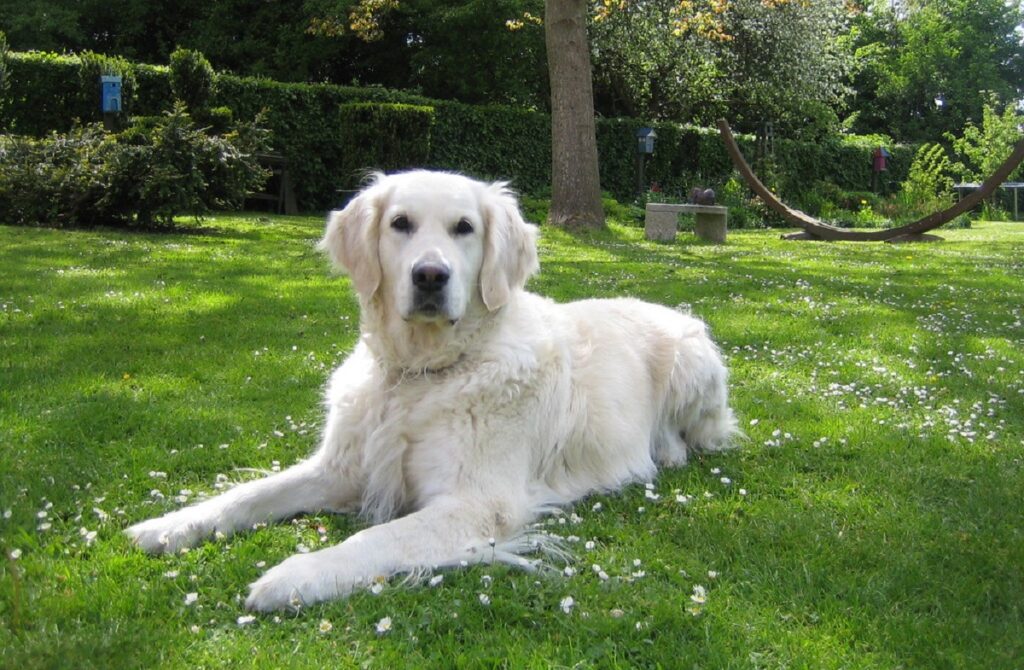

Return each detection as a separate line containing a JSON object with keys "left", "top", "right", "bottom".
{"left": 412, "top": 261, "right": 450, "bottom": 292}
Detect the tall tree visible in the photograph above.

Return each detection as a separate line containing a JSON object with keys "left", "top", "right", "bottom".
{"left": 847, "top": 0, "right": 1024, "bottom": 141}
{"left": 545, "top": 0, "right": 604, "bottom": 228}
{"left": 589, "top": 0, "right": 854, "bottom": 136}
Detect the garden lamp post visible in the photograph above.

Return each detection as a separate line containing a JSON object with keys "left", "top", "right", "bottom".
{"left": 635, "top": 127, "right": 656, "bottom": 197}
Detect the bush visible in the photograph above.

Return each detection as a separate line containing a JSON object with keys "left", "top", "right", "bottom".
{"left": 0, "top": 125, "right": 114, "bottom": 226}
{"left": 0, "top": 105, "right": 270, "bottom": 227}
{"left": 338, "top": 103, "right": 434, "bottom": 189}
{"left": 901, "top": 143, "right": 954, "bottom": 214}
{"left": 169, "top": 48, "right": 215, "bottom": 115}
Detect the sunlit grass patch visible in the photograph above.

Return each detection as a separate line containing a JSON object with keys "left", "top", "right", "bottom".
{"left": 2, "top": 214, "right": 1023, "bottom": 668}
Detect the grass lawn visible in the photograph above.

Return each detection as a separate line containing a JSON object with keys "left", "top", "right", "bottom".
{"left": 1, "top": 212, "right": 1023, "bottom": 669}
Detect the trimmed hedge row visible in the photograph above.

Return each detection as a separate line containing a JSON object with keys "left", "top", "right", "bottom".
{"left": 3, "top": 50, "right": 912, "bottom": 211}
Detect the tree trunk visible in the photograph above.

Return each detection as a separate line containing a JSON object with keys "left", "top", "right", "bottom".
{"left": 544, "top": 0, "right": 605, "bottom": 229}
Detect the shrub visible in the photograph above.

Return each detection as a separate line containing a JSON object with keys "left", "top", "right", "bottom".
{"left": 0, "top": 125, "right": 115, "bottom": 226}
{"left": 900, "top": 143, "right": 954, "bottom": 214}
{"left": 0, "top": 105, "right": 270, "bottom": 227}
{"left": 169, "top": 48, "right": 215, "bottom": 115}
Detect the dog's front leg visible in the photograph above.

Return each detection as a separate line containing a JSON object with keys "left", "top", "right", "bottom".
{"left": 125, "top": 456, "right": 357, "bottom": 554}
{"left": 245, "top": 496, "right": 517, "bottom": 611}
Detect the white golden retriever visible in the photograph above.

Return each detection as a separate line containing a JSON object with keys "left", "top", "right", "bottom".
{"left": 126, "top": 170, "right": 738, "bottom": 611}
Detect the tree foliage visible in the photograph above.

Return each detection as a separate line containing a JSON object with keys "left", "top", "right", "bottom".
{"left": 590, "top": 0, "right": 854, "bottom": 136}
{"left": 847, "top": 0, "right": 1024, "bottom": 142}
{"left": 1, "top": 0, "right": 1020, "bottom": 149}
{"left": 945, "top": 94, "right": 1024, "bottom": 184}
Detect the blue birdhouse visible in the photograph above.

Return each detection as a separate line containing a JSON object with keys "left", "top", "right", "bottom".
{"left": 101, "top": 75, "right": 122, "bottom": 113}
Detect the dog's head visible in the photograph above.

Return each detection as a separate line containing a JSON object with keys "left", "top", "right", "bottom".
{"left": 320, "top": 171, "right": 538, "bottom": 325}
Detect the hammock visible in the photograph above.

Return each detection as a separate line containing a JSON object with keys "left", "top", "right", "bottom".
{"left": 717, "top": 119, "right": 1024, "bottom": 241}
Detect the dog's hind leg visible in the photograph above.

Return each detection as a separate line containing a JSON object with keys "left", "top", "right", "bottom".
{"left": 655, "top": 329, "right": 739, "bottom": 466}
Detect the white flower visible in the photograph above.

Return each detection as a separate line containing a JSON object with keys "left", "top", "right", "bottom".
{"left": 237, "top": 615, "right": 256, "bottom": 627}
{"left": 720, "top": 477, "right": 732, "bottom": 485}
{"left": 428, "top": 574, "right": 444, "bottom": 587}
{"left": 690, "top": 585, "right": 707, "bottom": 605}
{"left": 478, "top": 593, "right": 491, "bottom": 606}
{"left": 9, "top": 548, "right": 22, "bottom": 560}
{"left": 318, "top": 619, "right": 333, "bottom": 633}
{"left": 184, "top": 592, "right": 198, "bottom": 606}
{"left": 164, "top": 570, "right": 179, "bottom": 578}
{"left": 591, "top": 502, "right": 603, "bottom": 512}
{"left": 707, "top": 570, "right": 719, "bottom": 579}
{"left": 560, "top": 596, "right": 575, "bottom": 614}
{"left": 375, "top": 616, "right": 392, "bottom": 634}
{"left": 584, "top": 540, "right": 596, "bottom": 550}
{"left": 749, "top": 419, "right": 759, "bottom": 426}
{"left": 563, "top": 566, "right": 576, "bottom": 577}
{"left": 369, "top": 582, "right": 384, "bottom": 595}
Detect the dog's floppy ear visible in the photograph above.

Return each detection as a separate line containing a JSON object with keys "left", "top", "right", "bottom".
{"left": 318, "top": 176, "right": 386, "bottom": 299}
{"left": 480, "top": 183, "right": 539, "bottom": 311}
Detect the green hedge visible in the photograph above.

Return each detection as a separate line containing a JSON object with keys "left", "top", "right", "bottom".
{"left": 2, "top": 49, "right": 912, "bottom": 211}
{"left": 339, "top": 103, "right": 434, "bottom": 189}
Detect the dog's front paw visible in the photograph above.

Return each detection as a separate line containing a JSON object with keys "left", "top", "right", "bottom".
{"left": 124, "top": 509, "right": 215, "bottom": 554}
{"left": 245, "top": 553, "right": 353, "bottom": 612}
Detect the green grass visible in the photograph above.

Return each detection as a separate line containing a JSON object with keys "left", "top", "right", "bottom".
{"left": 2, "top": 213, "right": 1023, "bottom": 669}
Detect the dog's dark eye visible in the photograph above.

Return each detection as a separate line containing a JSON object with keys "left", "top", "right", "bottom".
{"left": 454, "top": 218, "right": 474, "bottom": 236}
{"left": 391, "top": 215, "right": 412, "bottom": 233}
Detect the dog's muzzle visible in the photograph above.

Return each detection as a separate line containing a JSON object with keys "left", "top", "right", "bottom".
{"left": 410, "top": 259, "right": 451, "bottom": 319}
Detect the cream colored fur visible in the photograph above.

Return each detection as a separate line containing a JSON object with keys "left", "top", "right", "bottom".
{"left": 125, "top": 171, "right": 738, "bottom": 611}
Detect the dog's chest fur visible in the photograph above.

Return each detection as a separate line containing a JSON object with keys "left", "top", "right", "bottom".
{"left": 328, "top": 337, "right": 551, "bottom": 524}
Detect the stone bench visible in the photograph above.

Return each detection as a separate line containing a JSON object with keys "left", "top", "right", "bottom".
{"left": 644, "top": 203, "right": 728, "bottom": 243}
